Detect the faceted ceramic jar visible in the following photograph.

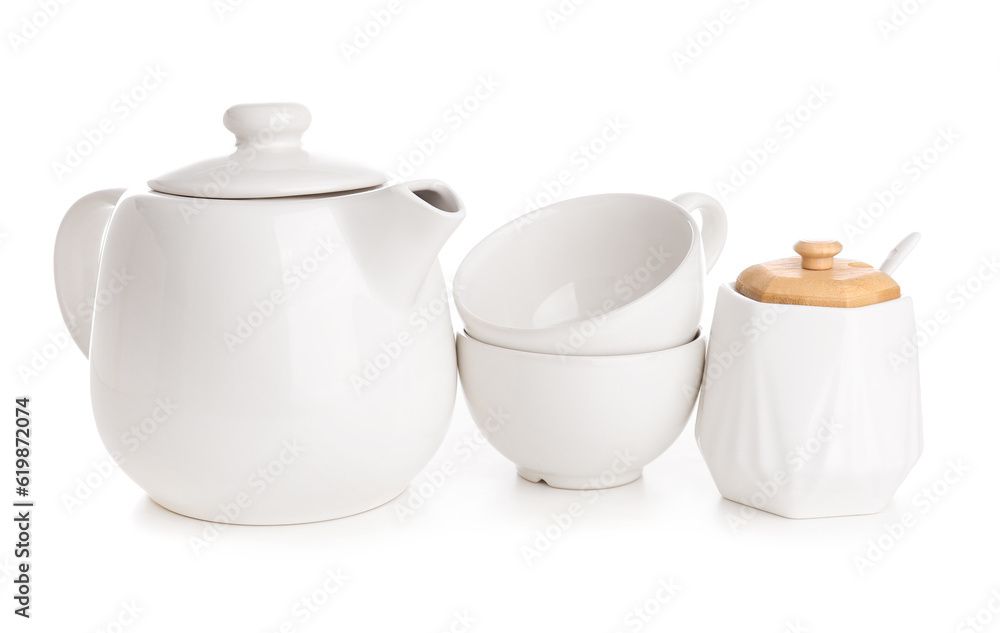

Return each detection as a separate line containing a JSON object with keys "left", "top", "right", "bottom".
{"left": 695, "top": 283, "right": 922, "bottom": 519}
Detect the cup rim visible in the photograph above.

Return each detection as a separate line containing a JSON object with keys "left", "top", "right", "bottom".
{"left": 457, "top": 327, "right": 705, "bottom": 361}
{"left": 453, "top": 193, "right": 701, "bottom": 338}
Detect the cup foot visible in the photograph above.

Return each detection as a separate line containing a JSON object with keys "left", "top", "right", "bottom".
{"left": 516, "top": 467, "right": 642, "bottom": 490}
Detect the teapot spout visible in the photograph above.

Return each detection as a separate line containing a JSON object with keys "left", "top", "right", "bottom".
{"left": 335, "top": 179, "right": 465, "bottom": 308}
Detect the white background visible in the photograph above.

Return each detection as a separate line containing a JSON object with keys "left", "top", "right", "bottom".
{"left": 3, "top": 0, "right": 1000, "bottom": 631}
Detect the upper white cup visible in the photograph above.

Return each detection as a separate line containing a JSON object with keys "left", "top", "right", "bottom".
{"left": 454, "top": 192, "right": 726, "bottom": 355}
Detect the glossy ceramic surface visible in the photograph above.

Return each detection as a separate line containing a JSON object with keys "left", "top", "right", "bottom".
{"left": 695, "top": 284, "right": 923, "bottom": 519}
{"left": 53, "top": 105, "right": 466, "bottom": 525}
{"left": 453, "top": 193, "right": 726, "bottom": 355}
{"left": 149, "top": 103, "right": 387, "bottom": 198}
{"left": 457, "top": 329, "right": 706, "bottom": 489}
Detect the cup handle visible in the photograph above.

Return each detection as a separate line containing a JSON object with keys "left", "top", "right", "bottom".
{"left": 671, "top": 192, "right": 727, "bottom": 273}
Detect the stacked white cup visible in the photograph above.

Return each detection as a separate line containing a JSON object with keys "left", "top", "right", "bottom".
{"left": 454, "top": 192, "right": 726, "bottom": 490}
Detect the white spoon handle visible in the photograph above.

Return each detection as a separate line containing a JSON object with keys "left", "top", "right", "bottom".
{"left": 879, "top": 232, "right": 921, "bottom": 276}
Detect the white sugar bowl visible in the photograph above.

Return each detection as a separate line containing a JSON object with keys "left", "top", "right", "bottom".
{"left": 696, "top": 235, "right": 923, "bottom": 519}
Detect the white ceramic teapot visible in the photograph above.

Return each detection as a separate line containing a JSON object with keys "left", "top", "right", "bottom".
{"left": 54, "top": 103, "right": 466, "bottom": 525}
{"left": 696, "top": 235, "right": 922, "bottom": 519}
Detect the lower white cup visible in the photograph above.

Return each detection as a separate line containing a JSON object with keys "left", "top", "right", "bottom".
{"left": 457, "top": 329, "right": 706, "bottom": 489}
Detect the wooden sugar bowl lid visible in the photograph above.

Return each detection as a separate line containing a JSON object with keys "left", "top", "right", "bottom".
{"left": 736, "top": 240, "right": 901, "bottom": 308}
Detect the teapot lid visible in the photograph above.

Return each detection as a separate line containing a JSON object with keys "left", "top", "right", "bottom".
{"left": 147, "top": 103, "right": 388, "bottom": 199}
{"left": 735, "top": 239, "right": 901, "bottom": 308}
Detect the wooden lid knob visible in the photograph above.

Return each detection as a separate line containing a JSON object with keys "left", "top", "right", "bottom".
{"left": 793, "top": 240, "right": 842, "bottom": 271}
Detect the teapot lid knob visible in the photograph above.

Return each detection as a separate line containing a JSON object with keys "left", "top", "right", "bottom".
{"left": 793, "top": 239, "right": 842, "bottom": 271}
{"left": 223, "top": 103, "right": 311, "bottom": 149}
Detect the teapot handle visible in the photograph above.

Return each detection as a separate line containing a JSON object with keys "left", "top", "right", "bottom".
{"left": 671, "top": 192, "right": 728, "bottom": 273}
{"left": 54, "top": 188, "right": 126, "bottom": 358}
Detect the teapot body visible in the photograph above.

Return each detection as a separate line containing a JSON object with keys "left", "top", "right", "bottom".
{"left": 83, "top": 190, "right": 457, "bottom": 524}
{"left": 695, "top": 283, "right": 922, "bottom": 519}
